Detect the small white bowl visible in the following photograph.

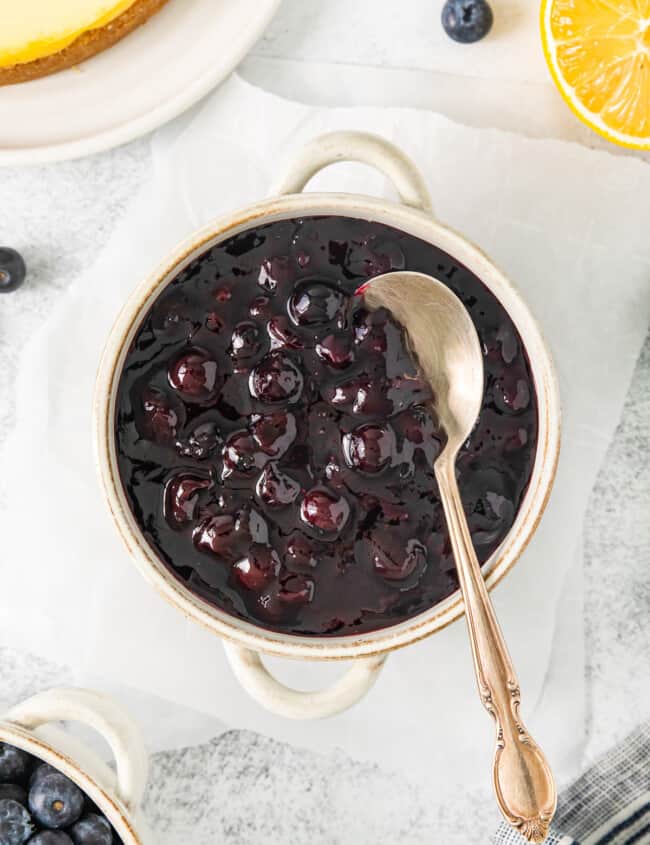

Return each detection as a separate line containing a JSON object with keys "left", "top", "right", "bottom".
{"left": 0, "top": 688, "right": 149, "bottom": 844}
{"left": 95, "top": 131, "right": 561, "bottom": 720}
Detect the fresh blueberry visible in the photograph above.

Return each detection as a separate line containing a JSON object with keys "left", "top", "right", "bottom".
{"left": 0, "top": 745, "right": 32, "bottom": 784}
{"left": 28, "top": 765, "right": 57, "bottom": 790}
{"left": 0, "top": 248, "right": 26, "bottom": 294}
{"left": 28, "top": 772, "right": 84, "bottom": 829}
{"left": 28, "top": 833, "right": 74, "bottom": 845}
{"left": 69, "top": 813, "right": 113, "bottom": 845}
{"left": 0, "top": 798, "right": 34, "bottom": 845}
{"left": 441, "top": 0, "right": 493, "bottom": 43}
{"left": 0, "top": 785, "right": 27, "bottom": 805}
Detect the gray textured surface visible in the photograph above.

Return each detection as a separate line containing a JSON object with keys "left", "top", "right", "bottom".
{"left": 584, "top": 334, "right": 650, "bottom": 755}
{"left": 0, "top": 9, "right": 649, "bottom": 841}
{"left": 0, "top": 142, "right": 150, "bottom": 498}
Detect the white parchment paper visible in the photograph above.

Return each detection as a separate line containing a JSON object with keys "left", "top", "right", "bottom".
{"left": 2, "top": 76, "right": 649, "bottom": 795}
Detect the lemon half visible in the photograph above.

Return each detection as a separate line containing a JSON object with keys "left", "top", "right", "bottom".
{"left": 541, "top": 0, "right": 650, "bottom": 149}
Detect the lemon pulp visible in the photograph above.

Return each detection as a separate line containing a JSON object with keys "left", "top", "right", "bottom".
{"left": 542, "top": 0, "right": 650, "bottom": 149}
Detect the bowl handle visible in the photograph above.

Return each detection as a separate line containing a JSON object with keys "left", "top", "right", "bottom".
{"left": 223, "top": 642, "right": 387, "bottom": 719}
{"left": 5, "top": 688, "right": 148, "bottom": 812}
{"left": 232, "top": 130, "right": 422, "bottom": 719}
{"left": 273, "top": 130, "right": 432, "bottom": 212}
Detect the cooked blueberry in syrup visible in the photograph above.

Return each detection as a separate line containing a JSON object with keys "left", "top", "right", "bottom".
{"left": 300, "top": 488, "right": 351, "bottom": 536}
{"left": 342, "top": 424, "right": 395, "bottom": 473}
{"left": 168, "top": 349, "right": 219, "bottom": 401}
{"left": 233, "top": 544, "right": 281, "bottom": 591}
{"left": 115, "top": 216, "right": 538, "bottom": 636}
{"left": 249, "top": 353, "right": 303, "bottom": 404}
{"left": 288, "top": 281, "right": 345, "bottom": 327}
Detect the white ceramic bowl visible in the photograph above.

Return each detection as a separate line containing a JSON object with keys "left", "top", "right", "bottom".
{"left": 0, "top": 688, "right": 149, "bottom": 844}
{"left": 95, "top": 131, "right": 561, "bottom": 720}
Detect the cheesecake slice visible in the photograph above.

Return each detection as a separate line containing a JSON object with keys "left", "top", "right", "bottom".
{"left": 0, "top": 0, "right": 169, "bottom": 86}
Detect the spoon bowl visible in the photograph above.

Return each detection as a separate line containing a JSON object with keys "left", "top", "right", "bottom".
{"left": 363, "top": 270, "right": 483, "bottom": 446}
{"left": 364, "top": 270, "right": 557, "bottom": 844}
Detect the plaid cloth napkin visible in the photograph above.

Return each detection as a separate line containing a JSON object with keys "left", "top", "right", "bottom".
{"left": 492, "top": 723, "right": 650, "bottom": 845}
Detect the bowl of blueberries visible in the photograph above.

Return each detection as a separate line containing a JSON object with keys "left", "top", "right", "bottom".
{"left": 94, "top": 130, "right": 561, "bottom": 719}
{"left": 0, "top": 688, "right": 149, "bottom": 845}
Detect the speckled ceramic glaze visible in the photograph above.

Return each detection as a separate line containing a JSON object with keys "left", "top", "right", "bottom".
{"left": 94, "top": 131, "right": 561, "bottom": 719}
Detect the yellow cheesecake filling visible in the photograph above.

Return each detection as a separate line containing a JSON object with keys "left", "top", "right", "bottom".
{"left": 0, "top": 0, "right": 138, "bottom": 68}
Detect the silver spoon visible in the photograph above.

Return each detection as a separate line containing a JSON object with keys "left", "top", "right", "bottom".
{"left": 363, "top": 271, "right": 557, "bottom": 844}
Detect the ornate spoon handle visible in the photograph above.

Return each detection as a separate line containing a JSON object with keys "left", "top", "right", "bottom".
{"left": 435, "top": 455, "right": 557, "bottom": 844}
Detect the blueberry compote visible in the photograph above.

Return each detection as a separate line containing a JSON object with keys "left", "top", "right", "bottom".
{"left": 115, "top": 216, "right": 538, "bottom": 636}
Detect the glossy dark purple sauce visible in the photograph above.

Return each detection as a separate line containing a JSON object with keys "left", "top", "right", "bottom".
{"left": 115, "top": 216, "right": 537, "bottom": 636}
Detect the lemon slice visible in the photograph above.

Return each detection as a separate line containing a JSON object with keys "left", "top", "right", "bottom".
{"left": 541, "top": 0, "right": 650, "bottom": 149}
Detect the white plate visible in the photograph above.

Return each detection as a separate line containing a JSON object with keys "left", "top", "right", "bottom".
{"left": 0, "top": 0, "right": 281, "bottom": 165}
